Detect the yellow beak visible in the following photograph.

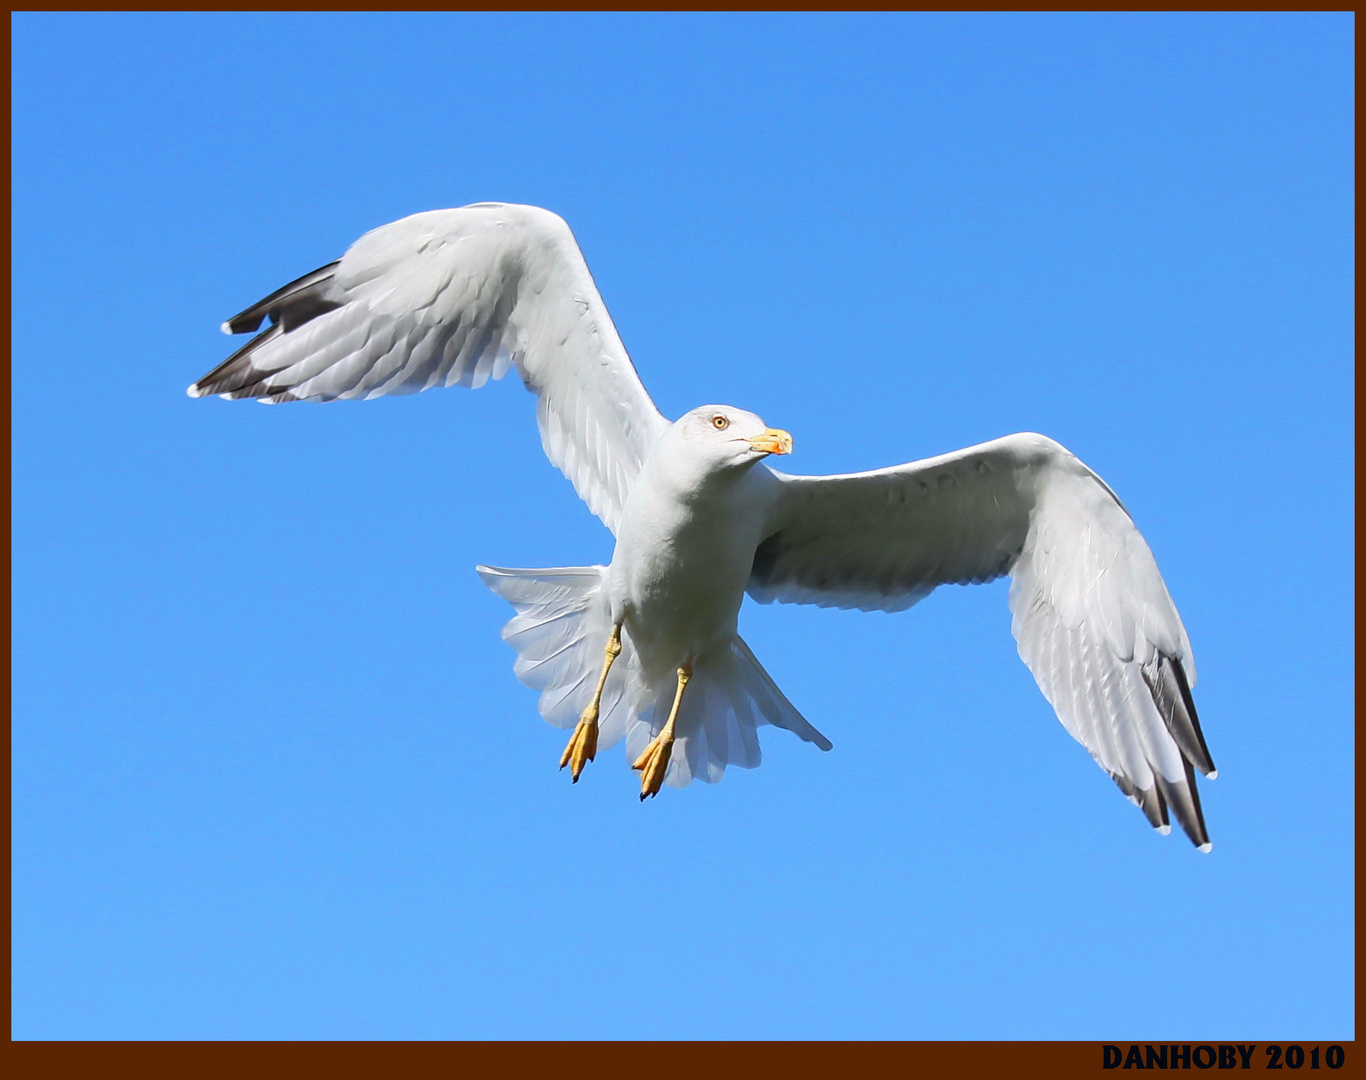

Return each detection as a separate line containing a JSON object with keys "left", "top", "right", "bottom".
{"left": 747, "top": 428, "right": 793, "bottom": 456}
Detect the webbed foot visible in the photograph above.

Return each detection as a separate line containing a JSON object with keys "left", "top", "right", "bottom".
{"left": 631, "top": 731, "right": 674, "bottom": 800}
{"left": 559, "top": 713, "right": 599, "bottom": 782}
{"left": 631, "top": 663, "right": 690, "bottom": 800}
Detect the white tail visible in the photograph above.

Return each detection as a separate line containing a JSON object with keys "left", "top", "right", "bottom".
{"left": 477, "top": 565, "right": 831, "bottom": 787}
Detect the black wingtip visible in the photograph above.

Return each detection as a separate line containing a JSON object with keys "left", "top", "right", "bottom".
{"left": 1143, "top": 656, "right": 1216, "bottom": 777}
{"left": 221, "top": 260, "right": 342, "bottom": 336}
{"left": 189, "top": 321, "right": 285, "bottom": 398}
{"left": 1156, "top": 758, "right": 1211, "bottom": 850}
{"left": 193, "top": 260, "right": 349, "bottom": 400}
{"left": 1170, "top": 658, "right": 1215, "bottom": 775}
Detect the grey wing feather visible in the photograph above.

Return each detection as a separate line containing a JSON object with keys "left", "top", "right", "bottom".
{"left": 750, "top": 432, "right": 1215, "bottom": 848}
{"left": 190, "top": 203, "right": 669, "bottom": 533}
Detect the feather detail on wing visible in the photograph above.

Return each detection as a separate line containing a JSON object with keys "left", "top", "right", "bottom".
{"left": 750, "top": 432, "right": 1215, "bottom": 847}
{"left": 189, "top": 203, "right": 669, "bottom": 533}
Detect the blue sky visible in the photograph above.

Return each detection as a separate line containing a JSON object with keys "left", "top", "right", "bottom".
{"left": 11, "top": 13, "right": 1353, "bottom": 1039}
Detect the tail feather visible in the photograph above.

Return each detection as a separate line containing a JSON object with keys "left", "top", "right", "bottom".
{"left": 477, "top": 564, "right": 831, "bottom": 788}
{"left": 477, "top": 565, "right": 611, "bottom": 729}
{"left": 732, "top": 637, "right": 833, "bottom": 752}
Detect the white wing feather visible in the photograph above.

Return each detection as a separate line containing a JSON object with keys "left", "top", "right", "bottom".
{"left": 189, "top": 203, "right": 669, "bottom": 533}
{"left": 750, "top": 432, "right": 1215, "bottom": 847}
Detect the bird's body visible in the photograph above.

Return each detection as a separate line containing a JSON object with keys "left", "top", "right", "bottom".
{"left": 190, "top": 201, "right": 1216, "bottom": 846}
{"left": 610, "top": 413, "right": 777, "bottom": 678}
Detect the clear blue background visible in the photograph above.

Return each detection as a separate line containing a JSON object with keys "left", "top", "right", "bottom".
{"left": 12, "top": 13, "right": 1354, "bottom": 1039}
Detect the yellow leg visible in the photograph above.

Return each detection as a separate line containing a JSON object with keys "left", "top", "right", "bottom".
{"left": 559, "top": 624, "right": 622, "bottom": 782}
{"left": 632, "top": 663, "right": 692, "bottom": 801}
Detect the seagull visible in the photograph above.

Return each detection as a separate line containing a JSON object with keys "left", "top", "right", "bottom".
{"left": 189, "top": 202, "right": 1216, "bottom": 849}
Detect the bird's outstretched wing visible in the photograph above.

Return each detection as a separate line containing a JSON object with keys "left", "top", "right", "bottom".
{"left": 189, "top": 203, "right": 669, "bottom": 533}
{"left": 750, "top": 432, "right": 1215, "bottom": 848}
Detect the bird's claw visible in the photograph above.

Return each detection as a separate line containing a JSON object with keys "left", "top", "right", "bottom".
{"left": 632, "top": 732, "right": 674, "bottom": 800}
{"left": 559, "top": 712, "right": 598, "bottom": 782}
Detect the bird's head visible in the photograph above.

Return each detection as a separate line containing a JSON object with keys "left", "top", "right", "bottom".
{"left": 671, "top": 405, "right": 793, "bottom": 475}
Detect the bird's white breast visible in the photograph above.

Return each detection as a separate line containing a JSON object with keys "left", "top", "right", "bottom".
{"left": 608, "top": 452, "right": 779, "bottom": 681}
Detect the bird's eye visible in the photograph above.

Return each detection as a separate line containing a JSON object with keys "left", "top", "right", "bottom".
{"left": 712, "top": 415, "right": 729, "bottom": 430}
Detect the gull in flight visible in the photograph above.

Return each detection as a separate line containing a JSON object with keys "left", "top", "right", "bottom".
{"left": 190, "top": 203, "right": 1215, "bottom": 849}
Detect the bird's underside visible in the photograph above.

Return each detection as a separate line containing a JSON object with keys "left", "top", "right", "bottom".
{"left": 190, "top": 201, "right": 1217, "bottom": 849}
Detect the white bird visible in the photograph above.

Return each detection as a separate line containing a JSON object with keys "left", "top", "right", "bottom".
{"left": 189, "top": 202, "right": 1216, "bottom": 848}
